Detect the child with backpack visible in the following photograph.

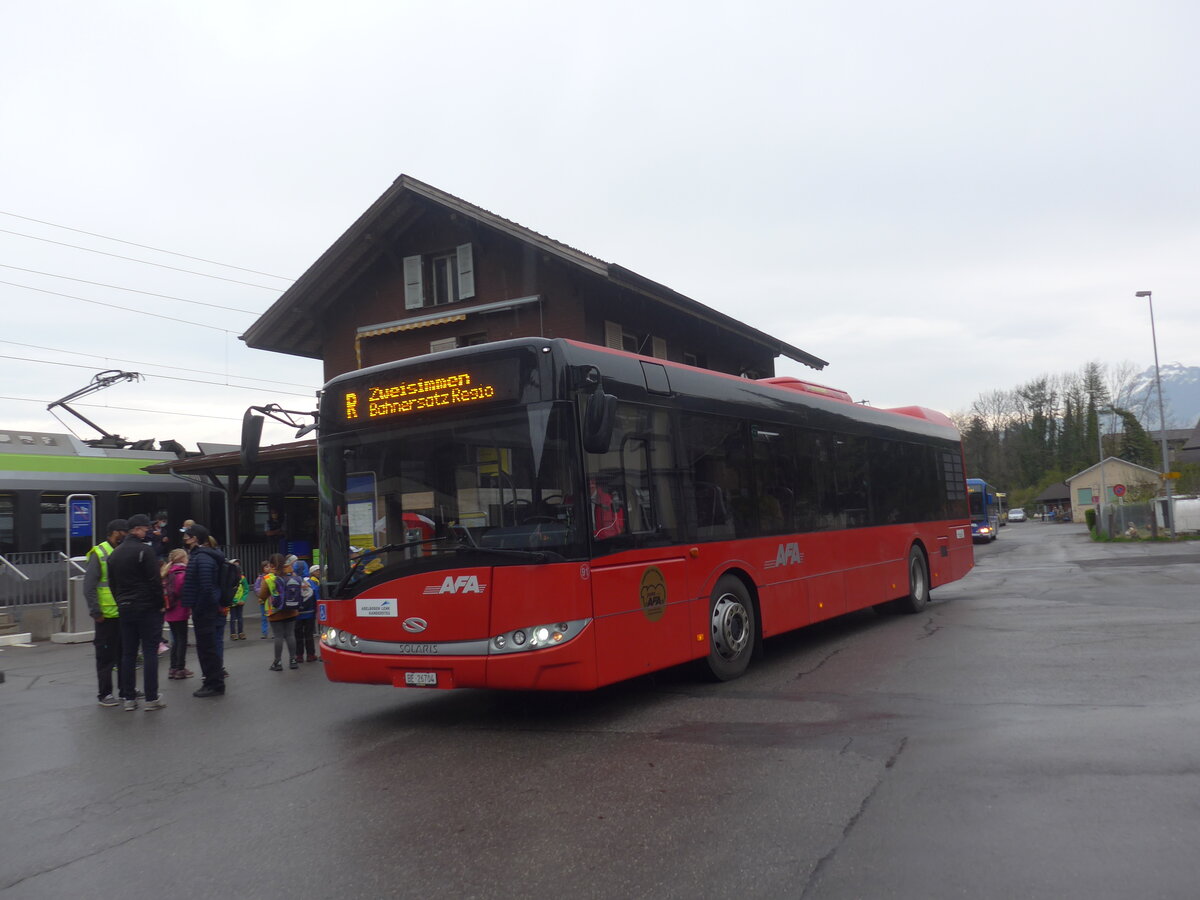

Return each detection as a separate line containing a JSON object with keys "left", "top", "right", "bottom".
{"left": 227, "top": 560, "right": 249, "bottom": 640}
{"left": 291, "top": 559, "right": 319, "bottom": 662}
{"left": 162, "top": 548, "right": 193, "bottom": 679}
{"left": 257, "top": 553, "right": 310, "bottom": 671}
{"left": 253, "top": 559, "right": 271, "bottom": 639}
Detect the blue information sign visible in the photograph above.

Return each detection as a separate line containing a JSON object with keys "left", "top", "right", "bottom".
{"left": 69, "top": 499, "right": 93, "bottom": 538}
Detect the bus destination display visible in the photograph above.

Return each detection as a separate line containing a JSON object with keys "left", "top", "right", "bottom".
{"left": 339, "top": 358, "right": 519, "bottom": 425}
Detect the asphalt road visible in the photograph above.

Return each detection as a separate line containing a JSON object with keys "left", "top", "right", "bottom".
{"left": 2, "top": 521, "right": 1199, "bottom": 899}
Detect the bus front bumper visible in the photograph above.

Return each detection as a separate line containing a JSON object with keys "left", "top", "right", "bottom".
{"left": 319, "top": 625, "right": 597, "bottom": 691}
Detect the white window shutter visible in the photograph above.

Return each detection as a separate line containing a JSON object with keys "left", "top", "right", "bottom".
{"left": 430, "top": 337, "right": 458, "bottom": 353}
{"left": 456, "top": 243, "right": 475, "bottom": 300}
{"left": 404, "top": 255, "right": 424, "bottom": 309}
{"left": 604, "top": 321, "right": 624, "bottom": 350}
{"left": 651, "top": 336, "right": 667, "bottom": 359}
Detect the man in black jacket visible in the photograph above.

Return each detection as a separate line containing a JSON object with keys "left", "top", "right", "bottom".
{"left": 108, "top": 513, "right": 166, "bottom": 711}
{"left": 183, "top": 523, "right": 227, "bottom": 698}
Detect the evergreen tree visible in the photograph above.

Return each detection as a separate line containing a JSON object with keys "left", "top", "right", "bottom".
{"left": 1112, "top": 407, "right": 1158, "bottom": 468}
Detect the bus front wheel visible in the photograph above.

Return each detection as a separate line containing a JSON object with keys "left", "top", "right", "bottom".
{"left": 895, "top": 546, "right": 930, "bottom": 614}
{"left": 704, "top": 575, "right": 756, "bottom": 681}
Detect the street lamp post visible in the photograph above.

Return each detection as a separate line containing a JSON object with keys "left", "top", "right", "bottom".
{"left": 1135, "top": 290, "right": 1175, "bottom": 539}
{"left": 1097, "top": 416, "right": 1107, "bottom": 537}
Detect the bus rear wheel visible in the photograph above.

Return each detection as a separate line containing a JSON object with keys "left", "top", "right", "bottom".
{"left": 894, "top": 545, "right": 930, "bottom": 614}
{"left": 704, "top": 575, "right": 756, "bottom": 681}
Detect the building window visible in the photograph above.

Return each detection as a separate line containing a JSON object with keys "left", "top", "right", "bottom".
{"left": 429, "top": 337, "right": 458, "bottom": 354}
{"left": 605, "top": 321, "right": 666, "bottom": 358}
{"left": 1076, "top": 488, "right": 1094, "bottom": 506}
{"left": 431, "top": 253, "right": 458, "bottom": 306}
{"left": 404, "top": 243, "right": 475, "bottom": 310}
{"left": 683, "top": 351, "right": 708, "bottom": 369}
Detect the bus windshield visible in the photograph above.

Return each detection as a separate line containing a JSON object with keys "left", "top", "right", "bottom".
{"left": 968, "top": 492, "right": 987, "bottom": 517}
{"left": 319, "top": 401, "right": 586, "bottom": 587}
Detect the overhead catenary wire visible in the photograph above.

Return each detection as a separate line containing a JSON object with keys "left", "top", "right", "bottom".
{"left": 0, "top": 353, "right": 317, "bottom": 397}
{"left": 0, "top": 227, "right": 285, "bottom": 291}
{"left": 0, "top": 395, "right": 249, "bottom": 422}
{"left": 0, "top": 210, "right": 295, "bottom": 281}
{"left": 0, "top": 263, "right": 261, "bottom": 314}
{"left": 0, "top": 278, "right": 242, "bottom": 332}
{"left": 0, "top": 338, "right": 314, "bottom": 390}
{"left": 0, "top": 210, "right": 314, "bottom": 439}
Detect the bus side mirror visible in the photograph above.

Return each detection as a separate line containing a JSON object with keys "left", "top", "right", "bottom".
{"left": 241, "top": 409, "right": 264, "bottom": 471}
{"left": 583, "top": 391, "right": 617, "bottom": 454}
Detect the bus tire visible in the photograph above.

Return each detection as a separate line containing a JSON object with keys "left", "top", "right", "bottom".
{"left": 704, "top": 575, "right": 756, "bottom": 681}
{"left": 895, "top": 545, "right": 930, "bottom": 614}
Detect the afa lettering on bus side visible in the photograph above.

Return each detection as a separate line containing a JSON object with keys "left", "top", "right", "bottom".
{"left": 423, "top": 575, "right": 488, "bottom": 595}
{"left": 764, "top": 542, "right": 804, "bottom": 569}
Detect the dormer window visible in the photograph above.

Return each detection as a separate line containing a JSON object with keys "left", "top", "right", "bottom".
{"left": 404, "top": 243, "right": 475, "bottom": 309}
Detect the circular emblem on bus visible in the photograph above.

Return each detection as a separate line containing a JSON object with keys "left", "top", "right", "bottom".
{"left": 402, "top": 617, "right": 429, "bottom": 633}
{"left": 639, "top": 566, "right": 667, "bottom": 622}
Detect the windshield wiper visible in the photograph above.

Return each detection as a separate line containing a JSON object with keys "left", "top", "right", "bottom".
{"left": 335, "top": 537, "right": 447, "bottom": 593}
{"left": 334, "top": 532, "right": 559, "bottom": 595}
{"left": 447, "top": 525, "right": 553, "bottom": 562}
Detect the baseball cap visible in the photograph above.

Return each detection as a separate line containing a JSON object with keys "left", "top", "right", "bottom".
{"left": 126, "top": 513, "right": 153, "bottom": 528}
{"left": 184, "top": 523, "right": 211, "bottom": 542}
{"left": 106, "top": 518, "right": 129, "bottom": 534}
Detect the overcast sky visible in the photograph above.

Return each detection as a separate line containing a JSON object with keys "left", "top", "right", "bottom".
{"left": 3, "top": 1, "right": 1197, "bottom": 451}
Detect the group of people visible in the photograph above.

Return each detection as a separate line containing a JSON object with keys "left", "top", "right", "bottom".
{"left": 254, "top": 554, "right": 321, "bottom": 670}
{"left": 84, "top": 514, "right": 322, "bottom": 711}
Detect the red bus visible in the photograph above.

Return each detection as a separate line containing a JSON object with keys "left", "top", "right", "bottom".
{"left": 316, "top": 338, "right": 973, "bottom": 690}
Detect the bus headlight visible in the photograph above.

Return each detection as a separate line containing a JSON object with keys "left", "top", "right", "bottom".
{"left": 489, "top": 619, "right": 587, "bottom": 654}
{"left": 529, "top": 625, "right": 567, "bottom": 647}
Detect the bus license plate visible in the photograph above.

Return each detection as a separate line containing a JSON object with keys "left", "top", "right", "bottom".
{"left": 405, "top": 672, "right": 437, "bottom": 687}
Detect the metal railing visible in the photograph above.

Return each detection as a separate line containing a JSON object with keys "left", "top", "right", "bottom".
{"left": 0, "top": 552, "right": 82, "bottom": 609}
{"left": 1, "top": 542, "right": 309, "bottom": 612}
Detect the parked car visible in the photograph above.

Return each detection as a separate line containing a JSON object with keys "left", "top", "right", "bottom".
{"left": 1008, "top": 507, "right": 1026, "bottom": 522}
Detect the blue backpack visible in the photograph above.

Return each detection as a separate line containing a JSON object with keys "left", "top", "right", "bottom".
{"left": 273, "top": 574, "right": 307, "bottom": 612}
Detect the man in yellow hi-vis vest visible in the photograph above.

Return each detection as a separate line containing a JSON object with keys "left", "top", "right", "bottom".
{"left": 84, "top": 518, "right": 128, "bottom": 707}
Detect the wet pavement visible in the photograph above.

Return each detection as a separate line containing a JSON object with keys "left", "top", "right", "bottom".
{"left": 2, "top": 522, "right": 1199, "bottom": 898}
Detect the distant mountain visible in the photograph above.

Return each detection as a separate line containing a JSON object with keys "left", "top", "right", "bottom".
{"left": 1124, "top": 363, "right": 1200, "bottom": 430}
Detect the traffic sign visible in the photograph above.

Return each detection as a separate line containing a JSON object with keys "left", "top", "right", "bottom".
{"left": 1112, "top": 484, "right": 1126, "bottom": 497}
{"left": 69, "top": 499, "right": 93, "bottom": 538}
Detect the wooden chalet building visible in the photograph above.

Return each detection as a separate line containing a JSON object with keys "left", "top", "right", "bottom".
{"left": 153, "top": 176, "right": 827, "bottom": 549}
{"left": 241, "top": 174, "right": 826, "bottom": 383}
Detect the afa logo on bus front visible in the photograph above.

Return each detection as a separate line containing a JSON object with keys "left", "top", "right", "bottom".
{"left": 357, "top": 598, "right": 399, "bottom": 617}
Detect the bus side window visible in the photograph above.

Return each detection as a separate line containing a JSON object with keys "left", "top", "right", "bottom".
{"left": 587, "top": 404, "right": 680, "bottom": 547}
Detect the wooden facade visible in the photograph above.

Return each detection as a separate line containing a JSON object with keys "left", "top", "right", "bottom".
{"left": 242, "top": 175, "right": 826, "bottom": 383}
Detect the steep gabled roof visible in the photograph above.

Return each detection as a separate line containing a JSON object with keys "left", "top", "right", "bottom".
{"left": 241, "top": 175, "right": 827, "bottom": 371}
{"left": 1066, "top": 456, "right": 1162, "bottom": 483}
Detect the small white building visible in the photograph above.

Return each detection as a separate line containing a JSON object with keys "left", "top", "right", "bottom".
{"left": 1065, "top": 457, "right": 1161, "bottom": 525}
